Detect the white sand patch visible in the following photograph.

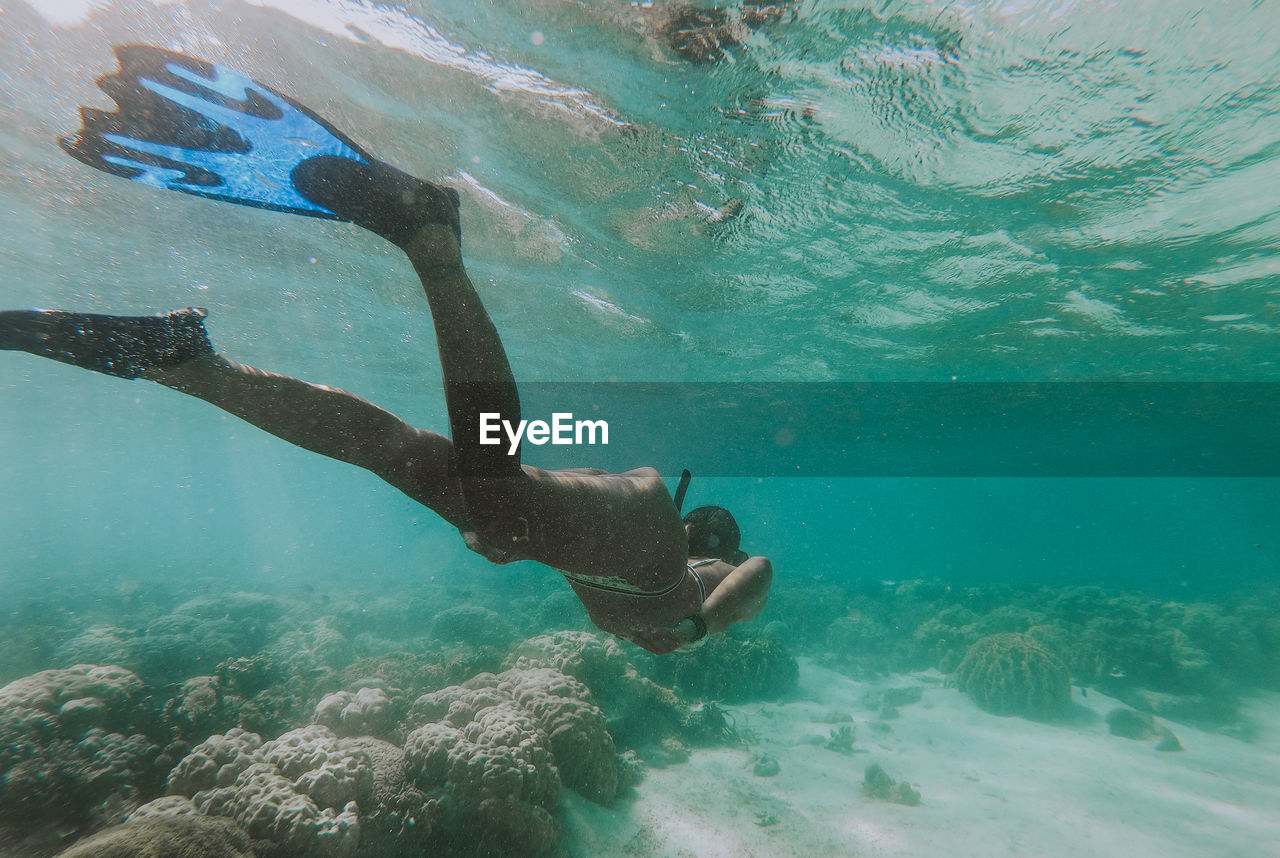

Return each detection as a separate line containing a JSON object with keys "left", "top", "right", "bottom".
{"left": 562, "top": 659, "right": 1280, "bottom": 857}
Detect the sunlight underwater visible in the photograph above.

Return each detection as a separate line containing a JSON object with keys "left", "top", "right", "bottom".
{"left": 2, "top": 1, "right": 1279, "bottom": 857}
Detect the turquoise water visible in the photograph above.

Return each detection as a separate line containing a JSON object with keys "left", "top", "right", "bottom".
{"left": 1, "top": 1, "right": 1279, "bottom": 856}
{"left": 2, "top": 0, "right": 1276, "bottom": 597}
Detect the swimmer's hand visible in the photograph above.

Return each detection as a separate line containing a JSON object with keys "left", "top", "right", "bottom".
{"left": 461, "top": 530, "right": 516, "bottom": 565}
{"left": 631, "top": 615, "right": 708, "bottom": 655}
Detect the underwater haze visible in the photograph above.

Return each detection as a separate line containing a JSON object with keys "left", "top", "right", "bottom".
{"left": 2, "top": 0, "right": 1277, "bottom": 596}
{"left": 1, "top": 1, "right": 1279, "bottom": 857}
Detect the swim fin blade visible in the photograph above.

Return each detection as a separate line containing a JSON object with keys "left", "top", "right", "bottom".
{"left": 60, "top": 45, "right": 374, "bottom": 219}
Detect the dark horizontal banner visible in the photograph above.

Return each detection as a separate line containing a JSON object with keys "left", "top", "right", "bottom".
{"left": 490, "top": 382, "right": 1280, "bottom": 477}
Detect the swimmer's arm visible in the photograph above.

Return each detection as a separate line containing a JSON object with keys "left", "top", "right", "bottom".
{"left": 698, "top": 556, "right": 773, "bottom": 635}
{"left": 630, "top": 558, "right": 773, "bottom": 655}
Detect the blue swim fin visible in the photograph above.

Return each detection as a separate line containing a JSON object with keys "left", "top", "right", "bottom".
{"left": 60, "top": 45, "right": 375, "bottom": 219}
{"left": 63, "top": 46, "right": 461, "bottom": 247}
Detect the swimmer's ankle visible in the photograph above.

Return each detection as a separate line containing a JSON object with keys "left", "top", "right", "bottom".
{"left": 404, "top": 223, "right": 465, "bottom": 270}
{"left": 141, "top": 349, "right": 223, "bottom": 383}
{"left": 292, "top": 156, "right": 461, "bottom": 249}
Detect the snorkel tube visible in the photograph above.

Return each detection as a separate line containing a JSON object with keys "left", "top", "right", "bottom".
{"left": 673, "top": 468, "right": 693, "bottom": 513}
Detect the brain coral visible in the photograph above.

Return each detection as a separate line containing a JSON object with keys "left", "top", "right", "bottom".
{"left": 53, "top": 813, "right": 255, "bottom": 858}
{"left": 335, "top": 736, "right": 435, "bottom": 858}
{"left": 954, "top": 633, "right": 1071, "bottom": 719}
{"left": 496, "top": 668, "right": 619, "bottom": 804}
{"left": 429, "top": 604, "right": 514, "bottom": 647}
{"left": 313, "top": 687, "right": 395, "bottom": 738}
{"left": 161, "top": 654, "right": 294, "bottom": 742}
{"left": 403, "top": 665, "right": 621, "bottom": 857}
{"left": 504, "top": 631, "right": 633, "bottom": 697}
{"left": 0, "top": 665, "right": 164, "bottom": 832}
{"left": 53, "top": 594, "right": 284, "bottom": 687}
{"left": 403, "top": 706, "right": 559, "bottom": 858}
{"left": 505, "top": 632, "right": 686, "bottom": 747}
{"left": 671, "top": 634, "right": 799, "bottom": 702}
{"left": 418, "top": 667, "right": 619, "bottom": 804}
{"left": 168, "top": 725, "right": 366, "bottom": 857}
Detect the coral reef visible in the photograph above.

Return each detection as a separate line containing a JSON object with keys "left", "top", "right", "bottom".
{"left": 163, "top": 727, "right": 434, "bottom": 858}
{"left": 0, "top": 665, "right": 168, "bottom": 835}
{"left": 668, "top": 633, "right": 799, "bottom": 702}
{"left": 334, "top": 737, "right": 434, "bottom": 858}
{"left": 166, "top": 728, "right": 264, "bottom": 796}
{"left": 505, "top": 631, "right": 634, "bottom": 695}
{"left": 164, "top": 656, "right": 296, "bottom": 742}
{"left": 506, "top": 631, "right": 687, "bottom": 748}
{"left": 408, "top": 667, "right": 619, "bottom": 803}
{"left": 1045, "top": 588, "right": 1271, "bottom": 698}
{"left": 330, "top": 594, "right": 439, "bottom": 643}
{"left": 167, "top": 726, "right": 365, "bottom": 858}
{"left": 954, "top": 633, "right": 1071, "bottom": 720}
{"left": 402, "top": 664, "right": 622, "bottom": 856}
{"left": 313, "top": 687, "right": 395, "bottom": 739}
{"left": 759, "top": 583, "right": 849, "bottom": 649}
{"left": 403, "top": 706, "right": 560, "bottom": 857}
{"left": 824, "top": 614, "right": 893, "bottom": 658}
{"left": 1, "top": 599, "right": 78, "bottom": 686}
{"left": 268, "top": 620, "right": 354, "bottom": 688}
{"left": 53, "top": 595, "right": 284, "bottom": 688}
{"left": 8, "top": 557, "right": 1275, "bottom": 857}
{"left": 54, "top": 813, "right": 255, "bottom": 857}
{"left": 429, "top": 605, "right": 514, "bottom": 648}
{"left": 338, "top": 646, "right": 504, "bottom": 702}
{"left": 162, "top": 673, "right": 225, "bottom": 738}
{"left": 910, "top": 605, "right": 984, "bottom": 672}
{"left": 877, "top": 582, "right": 1278, "bottom": 729}
{"left": 496, "top": 668, "right": 620, "bottom": 803}
{"left": 530, "top": 589, "right": 592, "bottom": 634}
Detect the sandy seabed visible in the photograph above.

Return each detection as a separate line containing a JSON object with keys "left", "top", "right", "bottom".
{"left": 562, "top": 659, "right": 1280, "bottom": 858}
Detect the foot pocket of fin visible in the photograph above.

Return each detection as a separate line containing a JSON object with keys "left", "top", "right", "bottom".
{"left": 0, "top": 307, "right": 214, "bottom": 380}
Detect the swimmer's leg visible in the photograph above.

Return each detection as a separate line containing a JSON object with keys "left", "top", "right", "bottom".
{"left": 0, "top": 306, "right": 468, "bottom": 527}
{"left": 398, "top": 221, "right": 534, "bottom": 544}
{"left": 62, "top": 45, "right": 514, "bottom": 482}
{"left": 59, "top": 46, "right": 526, "bottom": 533}
{"left": 295, "top": 157, "right": 531, "bottom": 538}
{"left": 149, "top": 353, "right": 470, "bottom": 528}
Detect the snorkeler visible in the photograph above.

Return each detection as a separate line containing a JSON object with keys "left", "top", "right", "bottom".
{"left": 0, "top": 46, "right": 772, "bottom": 655}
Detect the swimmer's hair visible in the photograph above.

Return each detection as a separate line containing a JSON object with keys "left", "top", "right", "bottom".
{"left": 683, "top": 505, "right": 742, "bottom": 560}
